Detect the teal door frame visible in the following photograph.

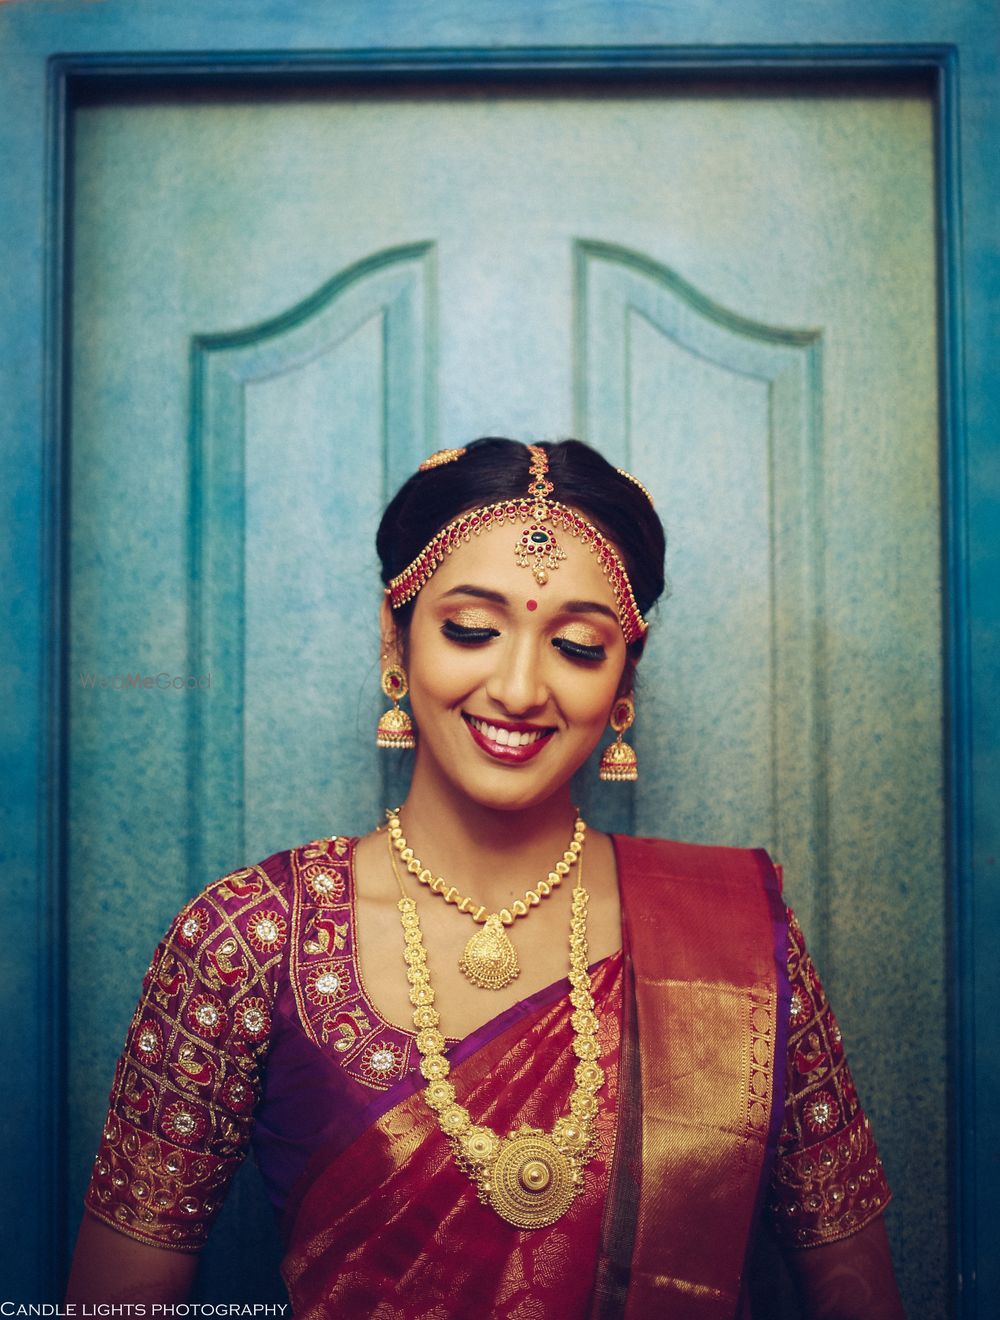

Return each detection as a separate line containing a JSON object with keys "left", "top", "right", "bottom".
{"left": 1, "top": 8, "right": 994, "bottom": 1314}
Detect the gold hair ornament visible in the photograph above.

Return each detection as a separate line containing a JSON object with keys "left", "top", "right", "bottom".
{"left": 616, "top": 467, "right": 654, "bottom": 506}
{"left": 387, "top": 826, "right": 604, "bottom": 1228}
{"left": 387, "top": 445, "right": 649, "bottom": 645}
{"left": 419, "top": 447, "right": 467, "bottom": 471}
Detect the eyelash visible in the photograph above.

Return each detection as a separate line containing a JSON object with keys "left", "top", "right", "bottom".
{"left": 552, "top": 637, "right": 606, "bottom": 662}
{"left": 441, "top": 620, "right": 606, "bottom": 662}
{"left": 441, "top": 620, "right": 499, "bottom": 643}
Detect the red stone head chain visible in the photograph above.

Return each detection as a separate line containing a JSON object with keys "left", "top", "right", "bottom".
{"left": 385, "top": 445, "right": 650, "bottom": 645}
{"left": 378, "top": 444, "right": 650, "bottom": 779}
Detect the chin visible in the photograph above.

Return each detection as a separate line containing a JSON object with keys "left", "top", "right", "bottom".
{"left": 474, "top": 780, "right": 568, "bottom": 812}
{"left": 427, "top": 742, "right": 591, "bottom": 814}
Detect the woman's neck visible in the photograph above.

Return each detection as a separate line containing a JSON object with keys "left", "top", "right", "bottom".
{"left": 394, "top": 775, "right": 582, "bottom": 910}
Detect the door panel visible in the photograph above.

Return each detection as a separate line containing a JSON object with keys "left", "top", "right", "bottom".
{"left": 69, "top": 85, "right": 941, "bottom": 1309}
{"left": 192, "top": 243, "right": 434, "bottom": 874}
{"left": 578, "top": 240, "right": 822, "bottom": 915}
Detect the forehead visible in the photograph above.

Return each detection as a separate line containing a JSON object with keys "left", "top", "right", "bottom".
{"left": 420, "top": 522, "right": 621, "bottom": 613}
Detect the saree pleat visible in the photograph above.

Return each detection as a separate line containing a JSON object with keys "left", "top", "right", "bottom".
{"left": 588, "top": 942, "right": 641, "bottom": 1320}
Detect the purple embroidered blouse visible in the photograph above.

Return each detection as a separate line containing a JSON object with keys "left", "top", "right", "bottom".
{"left": 83, "top": 834, "right": 890, "bottom": 1253}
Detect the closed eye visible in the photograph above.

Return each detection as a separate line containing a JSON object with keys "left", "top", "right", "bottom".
{"left": 441, "top": 619, "right": 499, "bottom": 644}
{"left": 552, "top": 637, "right": 606, "bottom": 662}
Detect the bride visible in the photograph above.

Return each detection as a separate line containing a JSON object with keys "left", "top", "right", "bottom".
{"left": 68, "top": 438, "right": 904, "bottom": 1318}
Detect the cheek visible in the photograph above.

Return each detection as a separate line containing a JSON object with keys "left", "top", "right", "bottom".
{"left": 554, "top": 666, "right": 624, "bottom": 730}
{"left": 408, "top": 636, "right": 481, "bottom": 707}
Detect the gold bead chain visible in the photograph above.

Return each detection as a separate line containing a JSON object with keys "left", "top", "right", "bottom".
{"left": 386, "top": 827, "right": 605, "bottom": 1229}
{"left": 385, "top": 809, "right": 585, "bottom": 925}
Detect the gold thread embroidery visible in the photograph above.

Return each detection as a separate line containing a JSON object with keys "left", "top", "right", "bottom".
{"left": 770, "top": 909, "right": 891, "bottom": 1245}
{"left": 87, "top": 865, "right": 289, "bottom": 1247}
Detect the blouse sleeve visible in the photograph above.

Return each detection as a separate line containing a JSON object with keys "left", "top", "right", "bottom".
{"left": 766, "top": 906, "right": 892, "bottom": 1249}
{"left": 83, "top": 859, "right": 291, "bottom": 1252}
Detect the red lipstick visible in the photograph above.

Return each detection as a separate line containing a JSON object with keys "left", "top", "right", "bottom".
{"left": 462, "top": 713, "right": 555, "bottom": 765}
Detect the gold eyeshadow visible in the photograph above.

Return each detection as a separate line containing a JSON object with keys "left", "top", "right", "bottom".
{"left": 556, "top": 623, "right": 605, "bottom": 648}
{"left": 449, "top": 608, "right": 499, "bottom": 630}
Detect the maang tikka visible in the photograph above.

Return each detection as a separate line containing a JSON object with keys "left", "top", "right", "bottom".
{"left": 386, "top": 445, "right": 649, "bottom": 645}
{"left": 598, "top": 694, "right": 638, "bottom": 782}
{"left": 377, "top": 659, "right": 416, "bottom": 750}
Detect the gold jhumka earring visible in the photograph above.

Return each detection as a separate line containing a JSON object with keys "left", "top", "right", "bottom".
{"left": 598, "top": 694, "right": 638, "bottom": 782}
{"left": 376, "top": 661, "right": 416, "bottom": 750}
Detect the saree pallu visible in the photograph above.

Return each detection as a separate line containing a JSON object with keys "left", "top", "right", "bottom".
{"left": 613, "top": 838, "right": 789, "bottom": 1320}
{"left": 281, "top": 838, "right": 788, "bottom": 1320}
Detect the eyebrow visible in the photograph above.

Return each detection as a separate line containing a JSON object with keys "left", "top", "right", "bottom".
{"left": 562, "top": 599, "right": 619, "bottom": 624}
{"left": 439, "top": 585, "right": 618, "bottom": 623}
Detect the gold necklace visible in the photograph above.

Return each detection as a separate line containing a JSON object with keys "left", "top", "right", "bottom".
{"left": 387, "top": 830, "right": 605, "bottom": 1229}
{"left": 385, "top": 809, "right": 586, "bottom": 991}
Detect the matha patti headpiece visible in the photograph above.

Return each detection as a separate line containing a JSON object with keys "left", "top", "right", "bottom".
{"left": 386, "top": 445, "right": 649, "bottom": 644}
{"left": 615, "top": 467, "right": 654, "bottom": 506}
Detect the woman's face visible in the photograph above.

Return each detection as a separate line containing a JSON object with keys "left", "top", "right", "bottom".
{"left": 390, "top": 520, "right": 631, "bottom": 812}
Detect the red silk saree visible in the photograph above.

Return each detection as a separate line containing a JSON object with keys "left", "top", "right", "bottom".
{"left": 283, "top": 951, "right": 623, "bottom": 1317}
{"left": 85, "top": 834, "right": 890, "bottom": 1317}
{"left": 281, "top": 837, "right": 791, "bottom": 1318}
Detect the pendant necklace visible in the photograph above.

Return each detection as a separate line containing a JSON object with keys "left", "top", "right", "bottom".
{"left": 385, "top": 808, "right": 585, "bottom": 990}
{"left": 386, "top": 826, "right": 605, "bottom": 1229}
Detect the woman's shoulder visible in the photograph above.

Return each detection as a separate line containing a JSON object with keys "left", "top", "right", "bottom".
{"left": 162, "top": 835, "right": 358, "bottom": 959}
{"left": 200, "top": 833, "right": 355, "bottom": 902}
{"left": 613, "top": 832, "right": 780, "bottom": 883}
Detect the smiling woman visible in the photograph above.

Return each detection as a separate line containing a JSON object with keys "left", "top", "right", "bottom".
{"left": 399, "top": 532, "right": 628, "bottom": 808}
{"left": 67, "top": 439, "right": 904, "bottom": 1319}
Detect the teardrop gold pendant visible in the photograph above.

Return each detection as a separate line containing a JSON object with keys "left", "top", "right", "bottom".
{"left": 458, "top": 914, "right": 520, "bottom": 990}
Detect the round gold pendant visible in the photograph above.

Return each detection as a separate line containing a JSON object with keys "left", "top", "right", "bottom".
{"left": 488, "top": 1130, "right": 576, "bottom": 1229}
{"left": 459, "top": 914, "right": 519, "bottom": 991}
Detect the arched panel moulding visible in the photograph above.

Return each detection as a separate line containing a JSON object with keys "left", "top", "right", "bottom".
{"left": 574, "top": 240, "right": 825, "bottom": 943}
{"left": 189, "top": 243, "right": 436, "bottom": 878}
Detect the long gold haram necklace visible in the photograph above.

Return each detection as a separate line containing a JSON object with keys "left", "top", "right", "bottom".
{"left": 385, "top": 809, "right": 586, "bottom": 991}
{"left": 387, "top": 831, "right": 605, "bottom": 1229}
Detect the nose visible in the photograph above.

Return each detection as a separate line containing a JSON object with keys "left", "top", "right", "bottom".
{"left": 483, "top": 637, "right": 549, "bottom": 717}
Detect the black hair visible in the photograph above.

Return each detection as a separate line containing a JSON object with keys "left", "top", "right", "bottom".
{"left": 376, "top": 437, "right": 666, "bottom": 658}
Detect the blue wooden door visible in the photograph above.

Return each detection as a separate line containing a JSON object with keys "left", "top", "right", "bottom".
{"left": 66, "top": 80, "right": 942, "bottom": 1310}
{"left": 2, "top": 7, "right": 996, "bottom": 1319}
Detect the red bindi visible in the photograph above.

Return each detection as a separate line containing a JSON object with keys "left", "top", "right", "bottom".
{"left": 526, "top": 599, "right": 538, "bottom": 611}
